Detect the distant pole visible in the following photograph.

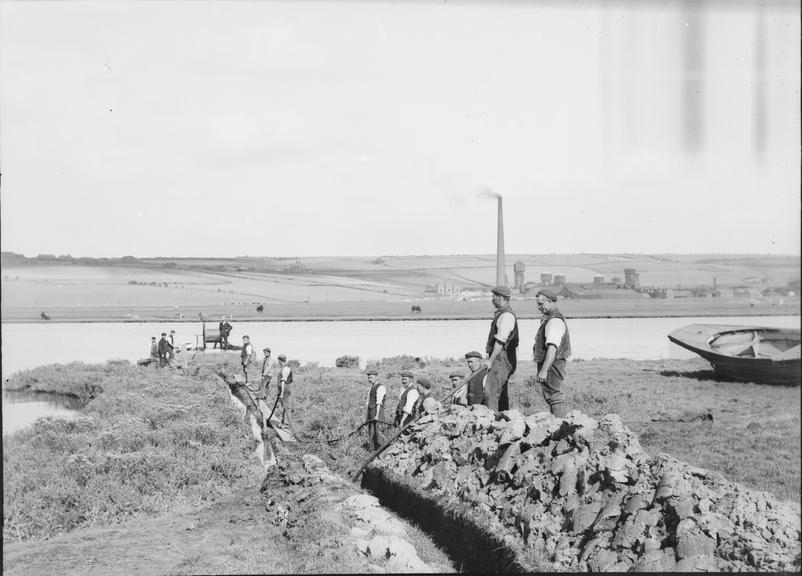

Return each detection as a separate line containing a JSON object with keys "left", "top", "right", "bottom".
{"left": 496, "top": 196, "right": 506, "bottom": 287}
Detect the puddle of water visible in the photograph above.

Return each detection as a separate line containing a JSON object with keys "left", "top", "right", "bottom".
{"left": 2, "top": 389, "right": 84, "bottom": 436}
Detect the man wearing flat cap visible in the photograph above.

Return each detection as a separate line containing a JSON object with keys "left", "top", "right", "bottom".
{"left": 534, "top": 288, "right": 572, "bottom": 418}
{"left": 463, "top": 350, "right": 490, "bottom": 406}
{"left": 448, "top": 370, "right": 467, "bottom": 406}
{"left": 394, "top": 371, "right": 419, "bottom": 428}
{"left": 484, "top": 285, "right": 519, "bottom": 411}
{"left": 415, "top": 377, "right": 435, "bottom": 416}
{"left": 365, "top": 369, "right": 386, "bottom": 450}
{"left": 276, "top": 354, "right": 294, "bottom": 429}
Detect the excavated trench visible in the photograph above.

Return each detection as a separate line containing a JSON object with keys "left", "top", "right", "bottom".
{"left": 362, "top": 403, "right": 802, "bottom": 573}
{"left": 363, "top": 466, "right": 528, "bottom": 572}
{"left": 222, "top": 368, "right": 801, "bottom": 572}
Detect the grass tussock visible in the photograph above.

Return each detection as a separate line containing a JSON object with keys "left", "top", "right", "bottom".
{"left": 3, "top": 363, "right": 261, "bottom": 543}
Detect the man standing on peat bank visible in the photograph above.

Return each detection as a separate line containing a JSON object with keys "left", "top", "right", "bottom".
{"left": 464, "top": 350, "right": 489, "bottom": 406}
{"left": 533, "top": 288, "right": 572, "bottom": 418}
{"left": 365, "top": 369, "right": 386, "bottom": 450}
{"left": 394, "top": 370, "right": 419, "bottom": 428}
{"left": 484, "top": 285, "right": 519, "bottom": 411}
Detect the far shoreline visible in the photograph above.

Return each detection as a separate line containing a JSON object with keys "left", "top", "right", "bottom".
{"left": 1, "top": 310, "right": 799, "bottom": 324}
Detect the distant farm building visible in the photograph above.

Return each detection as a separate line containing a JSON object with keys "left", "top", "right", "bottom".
{"left": 553, "top": 274, "right": 566, "bottom": 285}
{"left": 540, "top": 273, "right": 553, "bottom": 285}
{"left": 732, "top": 287, "right": 753, "bottom": 298}
{"left": 435, "top": 283, "right": 462, "bottom": 295}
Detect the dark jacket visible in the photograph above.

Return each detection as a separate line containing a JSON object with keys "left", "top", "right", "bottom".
{"left": 367, "top": 383, "right": 386, "bottom": 421}
{"left": 158, "top": 337, "right": 172, "bottom": 357}
{"left": 466, "top": 367, "right": 489, "bottom": 406}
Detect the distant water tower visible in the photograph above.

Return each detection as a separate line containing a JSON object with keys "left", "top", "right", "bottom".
{"left": 540, "top": 273, "right": 553, "bottom": 285}
{"left": 624, "top": 268, "right": 640, "bottom": 289}
{"left": 513, "top": 260, "right": 526, "bottom": 291}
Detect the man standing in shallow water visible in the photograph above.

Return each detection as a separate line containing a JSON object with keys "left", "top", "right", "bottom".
{"left": 533, "top": 288, "right": 572, "bottom": 418}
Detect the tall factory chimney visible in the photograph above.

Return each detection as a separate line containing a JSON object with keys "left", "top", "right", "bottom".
{"left": 496, "top": 196, "right": 506, "bottom": 287}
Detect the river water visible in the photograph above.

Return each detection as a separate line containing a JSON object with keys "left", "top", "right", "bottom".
{"left": 2, "top": 315, "right": 798, "bottom": 434}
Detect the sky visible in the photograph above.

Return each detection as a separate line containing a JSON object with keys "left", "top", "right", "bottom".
{"left": 1, "top": 0, "right": 800, "bottom": 258}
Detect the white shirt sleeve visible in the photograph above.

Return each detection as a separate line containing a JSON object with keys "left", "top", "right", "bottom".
{"left": 280, "top": 366, "right": 291, "bottom": 382}
{"left": 403, "top": 388, "right": 420, "bottom": 414}
{"left": 544, "top": 317, "right": 566, "bottom": 347}
{"left": 482, "top": 373, "right": 488, "bottom": 390}
{"left": 376, "top": 385, "right": 386, "bottom": 407}
{"left": 494, "top": 311, "right": 515, "bottom": 343}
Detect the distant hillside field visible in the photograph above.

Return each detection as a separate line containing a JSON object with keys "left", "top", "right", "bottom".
{"left": 1, "top": 254, "right": 798, "bottom": 322}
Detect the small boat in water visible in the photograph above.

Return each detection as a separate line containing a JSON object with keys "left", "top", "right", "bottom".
{"left": 668, "top": 324, "right": 800, "bottom": 386}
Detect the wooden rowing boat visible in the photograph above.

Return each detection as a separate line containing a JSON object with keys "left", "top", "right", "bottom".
{"left": 668, "top": 324, "right": 800, "bottom": 385}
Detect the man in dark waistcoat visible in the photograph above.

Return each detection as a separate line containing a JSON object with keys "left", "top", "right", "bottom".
{"left": 365, "top": 369, "right": 387, "bottom": 450}
{"left": 394, "top": 371, "right": 419, "bottom": 428}
{"left": 483, "top": 285, "right": 519, "bottom": 411}
{"left": 533, "top": 288, "right": 572, "bottom": 418}
{"left": 449, "top": 370, "right": 467, "bottom": 406}
{"left": 158, "top": 332, "right": 172, "bottom": 368}
{"left": 414, "top": 377, "right": 433, "bottom": 416}
{"left": 464, "top": 350, "right": 489, "bottom": 406}
{"left": 221, "top": 320, "right": 232, "bottom": 350}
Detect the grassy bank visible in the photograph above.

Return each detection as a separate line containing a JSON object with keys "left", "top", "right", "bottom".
{"left": 4, "top": 354, "right": 799, "bottom": 547}
{"left": 2, "top": 362, "right": 262, "bottom": 543}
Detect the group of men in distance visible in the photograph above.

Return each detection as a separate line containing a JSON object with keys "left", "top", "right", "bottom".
{"left": 364, "top": 285, "right": 571, "bottom": 450}
{"left": 149, "top": 330, "right": 179, "bottom": 368}
{"left": 238, "top": 335, "right": 294, "bottom": 431}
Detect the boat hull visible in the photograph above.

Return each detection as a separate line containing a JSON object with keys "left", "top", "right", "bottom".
{"left": 668, "top": 324, "right": 800, "bottom": 386}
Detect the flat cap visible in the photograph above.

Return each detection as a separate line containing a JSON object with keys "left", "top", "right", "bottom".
{"left": 491, "top": 285, "right": 511, "bottom": 298}
{"left": 263, "top": 347, "right": 271, "bottom": 353}
{"left": 416, "top": 377, "right": 432, "bottom": 389}
{"left": 400, "top": 370, "right": 414, "bottom": 379}
{"left": 536, "top": 288, "right": 558, "bottom": 302}
{"left": 449, "top": 371, "right": 464, "bottom": 379}
{"left": 366, "top": 369, "right": 378, "bottom": 376}
{"left": 277, "top": 354, "right": 287, "bottom": 361}
{"left": 464, "top": 350, "right": 483, "bottom": 359}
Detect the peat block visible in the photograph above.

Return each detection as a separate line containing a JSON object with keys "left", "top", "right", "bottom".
{"left": 365, "top": 405, "right": 801, "bottom": 572}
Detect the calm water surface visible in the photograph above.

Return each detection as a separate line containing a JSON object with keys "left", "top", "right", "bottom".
{"left": 2, "top": 316, "right": 798, "bottom": 434}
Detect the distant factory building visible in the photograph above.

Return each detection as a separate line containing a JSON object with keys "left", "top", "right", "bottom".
{"left": 540, "top": 273, "right": 553, "bottom": 285}
{"left": 557, "top": 283, "right": 641, "bottom": 300}
{"left": 624, "top": 268, "right": 640, "bottom": 289}
{"left": 553, "top": 274, "right": 566, "bottom": 285}
{"left": 514, "top": 260, "right": 526, "bottom": 291}
{"left": 593, "top": 275, "right": 605, "bottom": 284}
